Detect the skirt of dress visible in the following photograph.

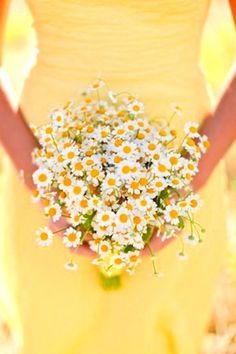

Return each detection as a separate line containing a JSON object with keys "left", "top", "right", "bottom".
{"left": 0, "top": 144, "right": 228, "bottom": 354}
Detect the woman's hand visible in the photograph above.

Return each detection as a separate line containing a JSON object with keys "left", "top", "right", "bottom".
{"left": 141, "top": 228, "right": 175, "bottom": 256}
{"left": 48, "top": 217, "right": 96, "bottom": 256}
{"left": 48, "top": 216, "right": 95, "bottom": 256}
{"left": 143, "top": 71, "right": 236, "bottom": 255}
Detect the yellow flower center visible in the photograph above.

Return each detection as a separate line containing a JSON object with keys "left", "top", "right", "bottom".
{"left": 159, "top": 129, "right": 167, "bottom": 137}
{"left": 170, "top": 156, "right": 178, "bottom": 165}
{"left": 148, "top": 143, "right": 156, "bottom": 151}
{"left": 80, "top": 199, "right": 88, "bottom": 208}
{"left": 190, "top": 126, "right": 197, "bottom": 133}
{"left": 63, "top": 177, "right": 71, "bottom": 186}
{"left": 170, "top": 210, "right": 178, "bottom": 219}
{"left": 190, "top": 199, "right": 198, "bottom": 208}
{"left": 39, "top": 173, "right": 47, "bottom": 182}
{"left": 131, "top": 181, "right": 139, "bottom": 190}
{"left": 158, "top": 164, "right": 167, "bottom": 173}
{"left": 40, "top": 232, "right": 48, "bottom": 241}
{"left": 120, "top": 214, "right": 128, "bottom": 223}
{"left": 108, "top": 178, "right": 116, "bottom": 186}
{"left": 133, "top": 104, "right": 140, "bottom": 111}
{"left": 114, "top": 258, "right": 122, "bottom": 265}
{"left": 48, "top": 208, "right": 56, "bottom": 217}
{"left": 68, "top": 233, "right": 77, "bottom": 242}
{"left": 91, "top": 169, "right": 99, "bottom": 178}
{"left": 75, "top": 162, "right": 83, "bottom": 171}
{"left": 130, "top": 255, "right": 138, "bottom": 262}
{"left": 123, "top": 146, "right": 131, "bottom": 154}
{"left": 45, "top": 127, "right": 53, "bottom": 134}
{"left": 122, "top": 166, "right": 130, "bottom": 174}
{"left": 102, "top": 214, "right": 110, "bottom": 222}
{"left": 101, "top": 244, "right": 109, "bottom": 252}
{"left": 139, "top": 178, "right": 148, "bottom": 186}
{"left": 73, "top": 186, "right": 82, "bottom": 195}
{"left": 133, "top": 216, "right": 141, "bottom": 225}
{"left": 67, "top": 151, "right": 75, "bottom": 159}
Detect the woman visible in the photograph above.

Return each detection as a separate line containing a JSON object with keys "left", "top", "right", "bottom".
{"left": 0, "top": 1, "right": 236, "bottom": 353}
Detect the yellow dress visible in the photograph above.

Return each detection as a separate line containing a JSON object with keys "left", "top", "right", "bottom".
{"left": 0, "top": 1, "right": 229, "bottom": 353}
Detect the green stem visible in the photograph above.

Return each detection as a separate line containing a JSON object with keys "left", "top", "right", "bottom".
{"left": 99, "top": 270, "right": 122, "bottom": 290}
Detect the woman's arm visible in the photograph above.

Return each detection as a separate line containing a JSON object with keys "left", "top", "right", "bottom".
{"left": 0, "top": 89, "right": 40, "bottom": 190}
{"left": 0, "top": 2, "right": 94, "bottom": 256}
{"left": 191, "top": 0, "right": 236, "bottom": 191}
{"left": 0, "top": 0, "right": 40, "bottom": 190}
{"left": 192, "top": 71, "right": 236, "bottom": 191}
{"left": 0, "top": 0, "right": 10, "bottom": 66}
{"left": 229, "top": 0, "right": 236, "bottom": 26}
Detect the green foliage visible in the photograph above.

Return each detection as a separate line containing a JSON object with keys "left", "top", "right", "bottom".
{"left": 82, "top": 211, "right": 96, "bottom": 231}
{"left": 123, "top": 244, "right": 136, "bottom": 253}
{"left": 99, "top": 272, "right": 122, "bottom": 290}
{"left": 178, "top": 216, "right": 185, "bottom": 229}
{"left": 142, "top": 226, "right": 153, "bottom": 244}
{"left": 156, "top": 188, "right": 169, "bottom": 209}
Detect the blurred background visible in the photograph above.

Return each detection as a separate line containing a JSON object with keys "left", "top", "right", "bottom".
{"left": 0, "top": 0, "right": 235, "bottom": 353}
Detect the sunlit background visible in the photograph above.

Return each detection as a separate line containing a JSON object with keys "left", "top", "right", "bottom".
{"left": 0, "top": 0, "right": 235, "bottom": 353}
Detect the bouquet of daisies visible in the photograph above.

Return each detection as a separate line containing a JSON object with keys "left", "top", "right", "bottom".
{"left": 31, "top": 78, "right": 209, "bottom": 287}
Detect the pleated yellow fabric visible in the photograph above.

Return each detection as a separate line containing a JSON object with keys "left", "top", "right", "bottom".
{"left": 0, "top": 1, "right": 229, "bottom": 353}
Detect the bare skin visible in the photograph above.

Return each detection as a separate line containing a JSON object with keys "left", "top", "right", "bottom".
{"left": 0, "top": 0, "right": 236, "bottom": 257}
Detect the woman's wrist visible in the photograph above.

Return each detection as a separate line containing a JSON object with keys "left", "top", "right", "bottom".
{"left": 192, "top": 71, "right": 236, "bottom": 191}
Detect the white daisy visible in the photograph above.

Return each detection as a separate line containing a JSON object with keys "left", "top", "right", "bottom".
{"left": 63, "top": 227, "right": 82, "bottom": 248}
{"left": 77, "top": 197, "right": 93, "bottom": 214}
{"left": 96, "top": 210, "right": 116, "bottom": 227}
{"left": 62, "top": 146, "right": 79, "bottom": 163}
{"left": 186, "top": 194, "right": 202, "bottom": 212}
{"left": 170, "top": 102, "right": 183, "bottom": 117}
{"left": 110, "top": 254, "right": 126, "bottom": 269}
{"left": 64, "top": 261, "right": 78, "bottom": 271}
{"left": 184, "top": 122, "right": 200, "bottom": 138}
{"left": 127, "top": 100, "right": 145, "bottom": 116}
{"left": 198, "top": 135, "right": 210, "bottom": 153}
{"left": 164, "top": 205, "right": 180, "bottom": 225}
{"left": 50, "top": 109, "right": 66, "bottom": 127}
{"left": 69, "top": 180, "right": 86, "bottom": 200}
{"left": 98, "top": 240, "right": 112, "bottom": 257}
{"left": 184, "top": 234, "right": 199, "bottom": 246}
{"left": 33, "top": 168, "right": 53, "bottom": 188}
{"left": 89, "top": 78, "right": 105, "bottom": 91}
{"left": 153, "top": 158, "right": 171, "bottom": 177}
{"left": 102, "top": 173, "right": 122, "bottom": 192}
{"left": 36, "top": 227, "right": 54, "bottom": 247}
{"left": 31, "top": 189, "right": 42, "bottom": 203}
{"left": 177, "top": 251, "right": 188, "bottom": 261}
{"left": 71, "top": 160, "right": 84, "bottom": 177}
{"left": 45, "top": 203, "right": 62, "bottom": 222}
{"left": 118, "top": 141, "right": 138, "bottom": 158}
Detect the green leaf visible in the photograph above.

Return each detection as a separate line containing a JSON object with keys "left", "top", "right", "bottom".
{"left": 159, "top": 189, "right": 169, "bottom": 199}
{"left": 82, "top": 211, "right": 96, "bottom": 231}
{"left": 178, "top": 216, "right": 185, "bottom": 229}
{"left": 142, "top": 226, "right": 153, "bottom": 244}
{"left": 123, "top": 244, "right": 136, "bottom": 253}
{"left": 156, "top": 188, "right": 169, "bottom": 209}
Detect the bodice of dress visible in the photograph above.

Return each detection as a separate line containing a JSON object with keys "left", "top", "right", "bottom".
{"left": 21, "top": 0, "right": 212, "bottom": 125}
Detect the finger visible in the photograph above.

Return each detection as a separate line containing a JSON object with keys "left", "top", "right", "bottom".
{"left": 141, "top": 235, "right": 176, "bottom": 256}
{"left": 77, "top": 246, "right": 96, "bottom": 256}
{"left": 70, "top": 244, "right": 96, "bottom": 257}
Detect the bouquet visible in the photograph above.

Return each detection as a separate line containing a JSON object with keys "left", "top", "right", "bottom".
{"left": 31, "top": 78, "right": 209, "bottom": 289}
